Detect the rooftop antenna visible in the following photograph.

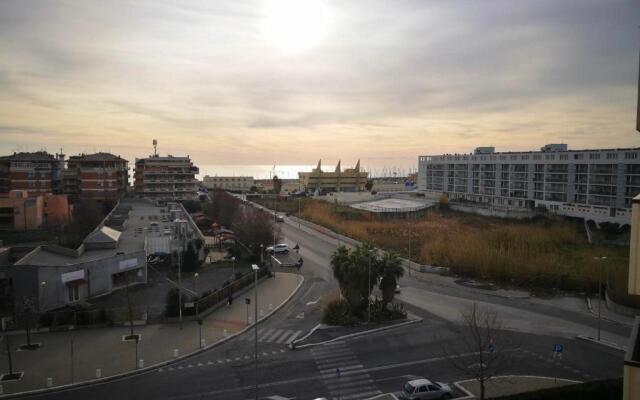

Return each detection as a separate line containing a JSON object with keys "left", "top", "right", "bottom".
{"left": 153, "top": 139, "right": 158, "bottom": 156}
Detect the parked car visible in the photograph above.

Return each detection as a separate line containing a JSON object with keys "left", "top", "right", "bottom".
{"left": 275, "top": 214, "right": 285, "bottom": 222}
{"left": 400, "top": 378, "right": 452, "bottom": 400}
{"left": 266, "top": 244, "right": 289, "bottom": 254}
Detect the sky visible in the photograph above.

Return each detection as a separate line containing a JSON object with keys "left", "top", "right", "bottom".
{"left": 0, "top": 0, "right": 639, "bottom": 171}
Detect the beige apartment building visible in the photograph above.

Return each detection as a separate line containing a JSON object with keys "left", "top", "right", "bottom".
{"left": 299, "top": 160, "right": 368, "bottom": 193}
{"left": 203, "top": 176, "right": 253, "bottom": 192}
{"left": 133, "top": 155, "right": 199, "bottom": 202}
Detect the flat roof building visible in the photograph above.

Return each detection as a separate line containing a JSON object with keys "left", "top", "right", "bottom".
{"left": 418, "top": 144, "right": 640, "bottom": 224}
{"left": 203, "top": 176, "right": 253, "bottom": 192}
{"left": 134, "top": 155, "right": 199, "bottom": 202}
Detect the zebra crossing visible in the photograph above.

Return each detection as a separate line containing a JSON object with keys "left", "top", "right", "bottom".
{"left": 311, "top": 341, "right": 381, "bottom": 400}
{"left": 238, "top": 328, "right": 304, "bottom": 345}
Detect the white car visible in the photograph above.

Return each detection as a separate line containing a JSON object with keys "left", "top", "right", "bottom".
{"left": 266, "top": 244, "right": 289, "bottom": 254}
{"left": 400, "top": 378, "right": 452, "bottom": 400}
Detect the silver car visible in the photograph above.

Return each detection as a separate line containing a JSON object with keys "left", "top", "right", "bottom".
{"left": 400, "top": 378, "right": 452, "bottom": 400}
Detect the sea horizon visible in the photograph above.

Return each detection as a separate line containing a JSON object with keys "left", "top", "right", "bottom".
{"left": 196, "top": 164, "right": 418, "bottom": 180}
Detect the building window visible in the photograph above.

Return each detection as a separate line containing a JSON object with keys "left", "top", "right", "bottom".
{"left": 533, "top": 155, "right": 542, "bottom": 160}
{"left": 606, "top": 153, "right": 617, "bottom": 159}
{"left": 68, "top": 285, "right": 80, "bottom": 302}
{"left": 574, "top": 154, "right": 584, "bottom": 160}
{"left": 522, "top": 155, "right": 529, "bottom": 160}
{"left": 559, "top": 154, "right": 568, "bottom": 160}
{"left": 589, "top": 153, "right": 600, "bottom": 160}
{"left": 625, "top": 152, "right": 638, "bottom": 159}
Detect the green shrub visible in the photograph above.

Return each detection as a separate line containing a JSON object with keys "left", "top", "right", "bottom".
{"left": 321, "top": 298, "right": 359, "bottom": 326}
{"left": 369, "top": 299, "right": 406, "bottom": 322}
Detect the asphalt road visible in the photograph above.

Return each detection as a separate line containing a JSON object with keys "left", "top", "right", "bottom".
{"left": 20, "top": 214, "right": 627, "bottom": 400}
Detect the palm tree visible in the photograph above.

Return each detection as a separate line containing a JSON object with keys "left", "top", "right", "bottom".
{"left": 378, "top": 251, "right": 404, "bottom": 306}
{"left": 330, "top": 245, "right": 361, "bottom": 309}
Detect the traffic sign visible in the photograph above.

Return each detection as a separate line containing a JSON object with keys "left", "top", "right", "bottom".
{"left": 553, "top": 344, "right": 563, "bottom": 353}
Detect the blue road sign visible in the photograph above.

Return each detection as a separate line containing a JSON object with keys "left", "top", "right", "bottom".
{"left": 488, "top": 343, "right": 495, "bottom": 353}
{"left": 553, "top": 344, "right": 564, "bottom": 353}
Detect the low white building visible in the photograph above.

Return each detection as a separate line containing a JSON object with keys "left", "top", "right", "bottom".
{"left": 203, "top": 176, "right": 254, "bottom": 192}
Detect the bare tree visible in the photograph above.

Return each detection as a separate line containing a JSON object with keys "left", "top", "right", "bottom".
{"left": 443, "top": 303, "right": 517, "bottom": 400}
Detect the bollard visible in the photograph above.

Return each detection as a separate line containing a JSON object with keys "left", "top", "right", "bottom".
{"left": 260, "top": 309, "right": 264, "bottom": 317}
{"left": 139, "top": 359, "right": 144, "bottom": 369}
{"left": 269, "top": 303, "right": 273, "bottom": 311}
{"left": 223, "top": 329, "right": 228, "bottom": 337}
{"left": 173, "top": 349, "right": 179, "bottom": 358}
{"left": 46, "top": 377, "right": 53, "bottom": 388}
{"left": 248, "top": 316, "right": 253, "bottom": 324}
{"left": 201, "top": 339, "right": 206, "bottom": 348}
{"left": 96, "top": 368, "right": 102, "bottom": 378}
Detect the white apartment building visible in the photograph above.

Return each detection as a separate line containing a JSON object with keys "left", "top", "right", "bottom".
{"left": 133, "top": 155, "right": 199, "bottom": 202}
{"left": 202, "top": 176, "right": 254, "bottom": 192}
{"left": 418, "top": 144, "right": 640, "bottom": 224}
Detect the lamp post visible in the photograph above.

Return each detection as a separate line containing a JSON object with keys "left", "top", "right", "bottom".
{"left": 593, "top": 256, "right": 607, "bottom": 341}
{"left": 368, "top": 250, "right": 372, "bottom": 325}
{"left": 251, "top": 264, "right": 260, "bottom": 400}
{"left": 194, "top": 272, "right": 199, "bottom": 295}
{"left": 178, "top": 251, "right": 183, "bottom": 329}
{"left": 231, "top": 257, "right": 236, "bottom": 279}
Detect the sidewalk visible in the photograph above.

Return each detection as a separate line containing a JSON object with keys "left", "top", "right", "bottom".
{"left": 0, "top": 272, "right": 301, "bottom": 395}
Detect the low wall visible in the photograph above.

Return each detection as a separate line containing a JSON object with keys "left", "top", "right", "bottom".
{"left": 449, "top": 203, "right": 536, "bottom": 219}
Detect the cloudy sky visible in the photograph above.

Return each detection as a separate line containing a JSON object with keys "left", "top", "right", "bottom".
{"left": 0, "top": 0, "right": 639, "bottom": 170}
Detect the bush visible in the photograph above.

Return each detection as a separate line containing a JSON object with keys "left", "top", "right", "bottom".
{"left": 321, "top": 298, "right": 359, "bottom": 326}
{"left": 368, "top": 299, "right": 406, "bottom": 322}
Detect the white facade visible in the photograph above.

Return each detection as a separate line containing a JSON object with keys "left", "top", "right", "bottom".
{"left": 418, "top": 145, "right": 640, "bottom": 224}
{"left": 202, "top": 176, "right": 253, "bottom": 192}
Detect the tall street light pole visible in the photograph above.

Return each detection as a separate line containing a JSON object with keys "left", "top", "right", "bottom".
{"left": 178, "top": 251, "right": 183, "bottom": 329}
{"left": 594, "top": 256, "right": 607, "bottom": 341}
{"left": 251, "top": 264, "right": 260, "bottom": 400}
{"left": 368, "top": 250, "right": 372, "bottom": 325}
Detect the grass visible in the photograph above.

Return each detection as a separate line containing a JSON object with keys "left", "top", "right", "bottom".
{"left": 259, "top": 197, "right": 638, "bottom": 305}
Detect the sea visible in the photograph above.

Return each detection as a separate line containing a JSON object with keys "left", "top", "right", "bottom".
{"left": 196, "top": 165, "right": 418, "bottom": 180}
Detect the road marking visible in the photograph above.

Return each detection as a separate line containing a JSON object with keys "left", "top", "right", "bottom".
{"left": 264, "top": 329, "right": 285, "bottom": 343}
{"left": 306, "top": 297, "right": 321, "bottom": 306}
{"left": 258, "top": 328, "right": 275, "bottom": 342}
{"left": 274, "top": 330, "right": 293, "bottom": 344}
{"left": 286, "top": 330, "right": 303, "bottom": 344}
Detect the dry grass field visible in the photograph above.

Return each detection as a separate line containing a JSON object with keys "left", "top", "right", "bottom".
{"left": 256, "top": 197, "right": 634, "bottom": 303}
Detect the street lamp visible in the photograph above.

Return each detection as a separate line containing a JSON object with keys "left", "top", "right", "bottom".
{"left": 231, "top": 257, "right": 236, "bottom": 279}
{"left": 251, "top": 264, "right": 260, "bottom": 400}
{"left": 594, "top": 256, "right": 607, "bottom": 341}
{"left": 368, "top": 249, "right": 373, "bottom": 324}
{"left": 194, "top": 272, "right": 199, "bottom": 294}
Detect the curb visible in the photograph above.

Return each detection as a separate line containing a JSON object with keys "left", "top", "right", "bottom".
{"left": 291, "top": 316, "right": 423, "bottom": 350}
{"left": 585, "top": 297, "right": 634, "bottom": 328}
{"left": 0, "top": 274, "right": 306, "bottom": 399}
{"left": 453, "top": 375, "right": 582, "bottom": 400}
{"left": 289, "top": 323, "right": 322, "bottom": 349}
{"left": 575, "top": 334, "right": 627, "bottom": 352}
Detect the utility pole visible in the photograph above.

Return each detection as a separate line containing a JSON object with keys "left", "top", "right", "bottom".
{"left": 252, "top": 264, "right": 259, "bottom": 400}
{"left": 368, "top": 251, "right": 372, "bottom": 324}
{"left": 178, "top": 251, "right": 183, "bottom": 329}
{"left": 594, "top": 256, "right": 607, "bottom": 341}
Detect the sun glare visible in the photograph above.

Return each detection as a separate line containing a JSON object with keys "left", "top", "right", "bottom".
{"left": 263, "top": 0, "right": 329, "bottom": 53}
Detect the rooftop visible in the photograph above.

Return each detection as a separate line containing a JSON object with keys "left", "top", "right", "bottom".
{"left": 0, "top": 151, "right": 58, "bottom": 162}
{"left": 351, "top": 198, "right": 435, "bottom": 213}
{"left": 14, "top": 199, "right": 176, "bottom": 267}
{"left": 68, "top": 152, "right": 128, "bottom": 163}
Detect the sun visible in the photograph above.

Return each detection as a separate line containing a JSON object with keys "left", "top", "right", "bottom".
{"left": 262, "top": 0, "right": 329, "bottom": 53}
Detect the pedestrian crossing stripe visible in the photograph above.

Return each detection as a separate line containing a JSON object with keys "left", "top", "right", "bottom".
{"left": 243, "top": 329, "right": 303, "bottom": 344}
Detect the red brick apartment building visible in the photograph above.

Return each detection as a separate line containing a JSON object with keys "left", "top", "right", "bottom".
{"left": 0, "top": 152, "right": 64, "bottom": 197}
{"left": 66, "top": 153, "right": 129, "bottom": 202}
